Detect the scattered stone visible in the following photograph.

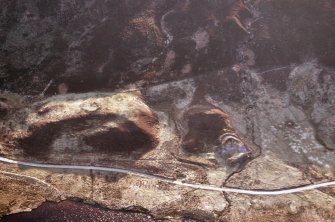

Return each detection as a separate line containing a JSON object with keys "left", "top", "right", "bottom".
{"left": 317, "top": 116, "right": 335, "bottom": 150}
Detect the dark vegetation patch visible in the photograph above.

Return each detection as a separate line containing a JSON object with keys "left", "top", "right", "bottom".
{"left": 182, "top": 109, "right": 229, "bottom": 154}
{"left": 196, "top": 70, "right": 244, "bottom": 103}
{"left": 18, "top": 114, "right": 116, "bottom": 156}
{"left": 0, "top": 200, "right": 158, "bottom": 222}
{"left": 83, "top": 120, "right": 157, "bottom": 155}
{"left": 250, "top": 0, "right": 335, "bottom": 67}
{"left": 18, "top": 112, "right": 158, "bottom": 157}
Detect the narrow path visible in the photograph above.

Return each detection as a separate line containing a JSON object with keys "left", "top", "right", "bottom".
{"left": 0, "top": 170, "right": 61, "bottom": 195}
{"left": 1, "top": 156, "right": 335, "bottom": 196}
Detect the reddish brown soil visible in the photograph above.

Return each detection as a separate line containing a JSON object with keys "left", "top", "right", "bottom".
{"left": 182, "top": 109, "right": 231, "bottom": 154}
{"left": 0, "top": 200, "right": 159, "bottom": 222}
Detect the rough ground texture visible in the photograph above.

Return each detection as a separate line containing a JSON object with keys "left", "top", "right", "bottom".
{"left": 0, "top": 0, "right": 335, "bottom": 221}
{"left": 1, "top": 200, "right": 160, "bottom": 222}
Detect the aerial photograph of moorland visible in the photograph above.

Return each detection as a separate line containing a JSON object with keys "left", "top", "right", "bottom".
{"left": 1, "top": 0, "right": 335, "bottom": 221}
